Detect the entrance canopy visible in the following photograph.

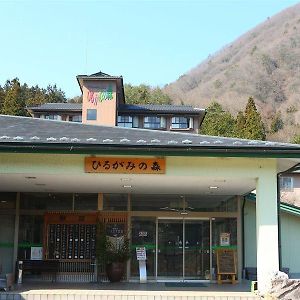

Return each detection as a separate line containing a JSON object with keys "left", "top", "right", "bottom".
{"left": 0, "top": 114, "right": 299, "bottom": 195}
{"left": 1, "top": 115, "right": 300, "bottom": 293}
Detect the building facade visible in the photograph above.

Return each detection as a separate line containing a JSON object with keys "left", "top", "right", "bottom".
{"left": 0, "top": 114, "right": 300, "bottom": 294}
{"left": 27, "top": 72, "right": 205, "bottom": 134}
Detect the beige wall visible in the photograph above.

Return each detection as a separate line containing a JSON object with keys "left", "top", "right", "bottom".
{"left": 82, "top": 80, "right": 117, "bottom": 126}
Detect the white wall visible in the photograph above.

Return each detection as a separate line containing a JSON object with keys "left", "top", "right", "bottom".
{"left": 245, "top": 200, "right": 300, "bottom": 278}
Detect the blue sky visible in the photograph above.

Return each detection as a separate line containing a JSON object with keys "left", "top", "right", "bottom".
{"left": 0, "top": 0, "right": 299, "bottom": 98}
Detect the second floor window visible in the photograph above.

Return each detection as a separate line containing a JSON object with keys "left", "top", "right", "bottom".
{"left": 118, "top": 115, "right": 139, "bottom": 128}
{"left": 45, "top": 114, "right": 60, "bottom": 120}
{"left": 171, "top": 117, "right": 191, "bottom": 129}
{"left": 144, "top": 116, "right": 166, "bottom": 129}
{"left": 87, "top": 109, "right": 97, "bottom": 121}
{"left": 70, "top": 115, "right": 82, "bottom": 123}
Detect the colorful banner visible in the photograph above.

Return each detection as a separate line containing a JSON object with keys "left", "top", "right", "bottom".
{"left": 87, "top": 85, "right": 113, "bottom": 105}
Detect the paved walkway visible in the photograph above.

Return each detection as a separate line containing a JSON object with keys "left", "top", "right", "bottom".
{"left": 0, "top": 282, "right": 260, "bottom": 300}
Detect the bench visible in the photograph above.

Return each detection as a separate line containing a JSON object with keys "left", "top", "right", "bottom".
{"left": 19, "top": 260, "right": 59, "bottom": 282}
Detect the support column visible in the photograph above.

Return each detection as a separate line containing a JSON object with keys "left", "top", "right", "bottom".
{"left": 12, "top": 192, "right": 20, "bottom": 277}
{"left": 237, "top": 196, "right": 243, "bottom": 280}
{"left": 256, "top": 168, "right": 279, "bottom": 294}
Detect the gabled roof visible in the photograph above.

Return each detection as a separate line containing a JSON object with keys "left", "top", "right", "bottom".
{"left": 27, "top": 103, "right": 82, "bottom": 112}
{"left": 118, "top": 104, "right": 205, "bottom": 115}
{"left": 89, "top": 71, "right": 113, "bottom": 77}
{"left": 0, "top": 115, "right": 300, "bottom": 158}
{"left": 76, "top": 71, "right": 124, "bottom": 101}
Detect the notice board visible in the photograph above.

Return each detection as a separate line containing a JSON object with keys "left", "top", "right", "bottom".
{"left": 216, "top": 249, "right": 237, "bottom": 275}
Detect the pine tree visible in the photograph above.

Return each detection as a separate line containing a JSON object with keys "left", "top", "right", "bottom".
{"left": 270, "top": 111, "right": 284, "bottom": 133}
{"left": 234, "top": 111, "right": 246, "bottom": 138}
{"left": 243, "top": 97, "right": 266, "bottom": 140}
{"left": 0, "top": 85, "right": 4, "bottom": 113}
{"left": 2, "top": 78, "right": 27, "bottom": 116}
{"left": 200, "top": 101, "right": 235, "bottom": 137}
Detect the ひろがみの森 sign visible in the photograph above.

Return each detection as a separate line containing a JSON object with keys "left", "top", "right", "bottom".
{"left": 85, "top": 157, "right": 165, "bottom": 174}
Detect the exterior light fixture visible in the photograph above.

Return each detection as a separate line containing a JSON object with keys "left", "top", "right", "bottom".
{"left": 120, "top": 178, "right": 131, "bottom": 182}
{"left": 25, "top": 176, "right": 37, "bottom": 179}
{"left": 123, "top": 185, "right": 132, "bottom": 188}
{"left": 209, "top": 186, "right": 219, "bottom": 189}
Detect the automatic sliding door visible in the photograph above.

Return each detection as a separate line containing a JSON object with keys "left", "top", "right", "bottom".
{"left": 157, "top": 220, "right": 183, "bottom": 278}
{"left": 184, "top": 220, "right": 210, "bottom": 279}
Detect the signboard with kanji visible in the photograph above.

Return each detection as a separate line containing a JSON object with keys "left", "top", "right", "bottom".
{"left": 85, "top": 157, "right": 165, "bottom": 174}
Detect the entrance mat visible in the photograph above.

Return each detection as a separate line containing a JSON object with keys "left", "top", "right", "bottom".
{"left": 165, "top": 282, "right": 207, "bottom": 288}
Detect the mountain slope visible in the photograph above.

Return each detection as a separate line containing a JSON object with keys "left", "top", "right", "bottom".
{"left": 164, "top": 3, "right": 300, "bottom": 141}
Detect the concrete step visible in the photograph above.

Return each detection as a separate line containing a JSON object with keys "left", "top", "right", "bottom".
{"left": 0, "top": 290, "right": 260, "bottom": 300}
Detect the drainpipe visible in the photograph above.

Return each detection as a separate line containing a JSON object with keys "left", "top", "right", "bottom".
{"left": 241, "top": 197, "right": 246, "bottom": 278}
{"left": 277, "top": 174, "right": 282, "bottom": 271}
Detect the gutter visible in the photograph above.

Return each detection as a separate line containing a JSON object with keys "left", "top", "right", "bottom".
{"left": 0, "top": 143, "right": 300, "bottom": 158}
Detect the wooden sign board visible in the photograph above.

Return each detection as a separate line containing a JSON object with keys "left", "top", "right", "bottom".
{"left": 216, "top": 249, "right": 237, "bottom": 275}
{"left": 85, "top": 157, "right": 165, "bottom": 174}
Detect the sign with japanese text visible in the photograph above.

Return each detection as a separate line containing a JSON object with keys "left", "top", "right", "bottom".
{"left": 85, "top": 157, "right": 165, "bottom": 174}
{"left": 136, "top": 247, "right": 147, "bottom": 261}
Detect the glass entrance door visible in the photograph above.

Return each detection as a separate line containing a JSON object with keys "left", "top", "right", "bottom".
{"left": 184, "top": 220, "right": 210, "bottom": 279}
{"left": 157, "top": 219, "right": 210, "bottom": 280}
{"left": 157, "top": 220, "right": 183, "bottom": 278}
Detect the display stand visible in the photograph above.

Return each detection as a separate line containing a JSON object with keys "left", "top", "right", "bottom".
{"left": 216, "top": 249, "right": 237, "bottom": 284}
{"left": 136, "top": 247, "right": 147, "bottom": 283}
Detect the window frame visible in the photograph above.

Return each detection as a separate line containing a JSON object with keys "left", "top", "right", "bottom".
{"left": 87, "top": 109, "right": 97, "bottom": 121}
{"left": 171, "top": 116, "right": 191, "bottom": 129}
{"left": 143, "top": 115, "right": 165, "bottom": 129}
{"left": 117, "top": 115, "right": 138, "bottom": 128}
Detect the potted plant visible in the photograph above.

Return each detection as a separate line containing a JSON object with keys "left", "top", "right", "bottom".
{"left": 105, "top": 235, "right": 130, "bottom": 282}
{"left": 96, "top": 222, "right": 130, "bottom": 283}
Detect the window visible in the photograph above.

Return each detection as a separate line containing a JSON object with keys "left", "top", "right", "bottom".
{"left": 87, "top": 109, "right": 97, "bottom": 120}
{"left": 70, "top": 115, "right": 82, "bottom": 123}
{"left": 118, "top": 115, "right": 132, "bottom": 127}
{"left": 280, "top": 177, "right": 293, "bottom": 191}
{"left": 45, "top": 114, "right": 60, "bottom": 120}
{"left": 144, "top": 116, "right": 165, "bottom": 129}
{"left": 171, "top": 117, "right": 191, "bottom": 129}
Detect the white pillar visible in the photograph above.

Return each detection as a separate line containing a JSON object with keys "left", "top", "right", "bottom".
{"left": 256, "top": 167, "right": 279, "bottom": 294}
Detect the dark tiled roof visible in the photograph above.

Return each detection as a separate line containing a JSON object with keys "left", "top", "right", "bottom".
{"left": 27, "top": 103, "right": 82, "bottom": 112}
{"left": 89, "top": 71, "right": 113, "bottom": 77}
{"left": 119, "top": 104, "right": 205, "bottom": 114}
{"left": 0, "top": 115, "right": 299, "bottom": 155}
{"left": 77, "top": 71, "right": 122, "bottom": 80}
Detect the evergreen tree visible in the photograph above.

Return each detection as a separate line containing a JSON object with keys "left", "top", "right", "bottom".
{"left": 124, "top": 84, "right": 171, "bottom": 105}
{"left": 45, "top": 84, "right": 67, "bottom": 103}
{"left": 234, "top": 111, "right": 246, "bottom": 138}
{"left": 2, "top": 78, "right": 27, "bottom": 116}
{"left": 270, "top": 111, "right": 284, "bottom": 133}
{"left": 292, "top": 135, "right": 300, "bottom": 144}
{"left": 0, "top": 85, "right": 4, "bottom": 113}
{"left": 200, "top": 101, "right": 235, "bottom": 137}
{"left": 243, "top": 97, "right": 266, "bottom": 140}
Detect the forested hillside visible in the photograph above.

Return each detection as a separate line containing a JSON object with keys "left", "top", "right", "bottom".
{"left": 164, "top": 3, "right": 300, "bottom": 142}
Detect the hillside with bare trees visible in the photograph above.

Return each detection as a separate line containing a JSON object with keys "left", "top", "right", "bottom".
{"left": 164, "top": 3, "right": 300, "bottom": 142}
